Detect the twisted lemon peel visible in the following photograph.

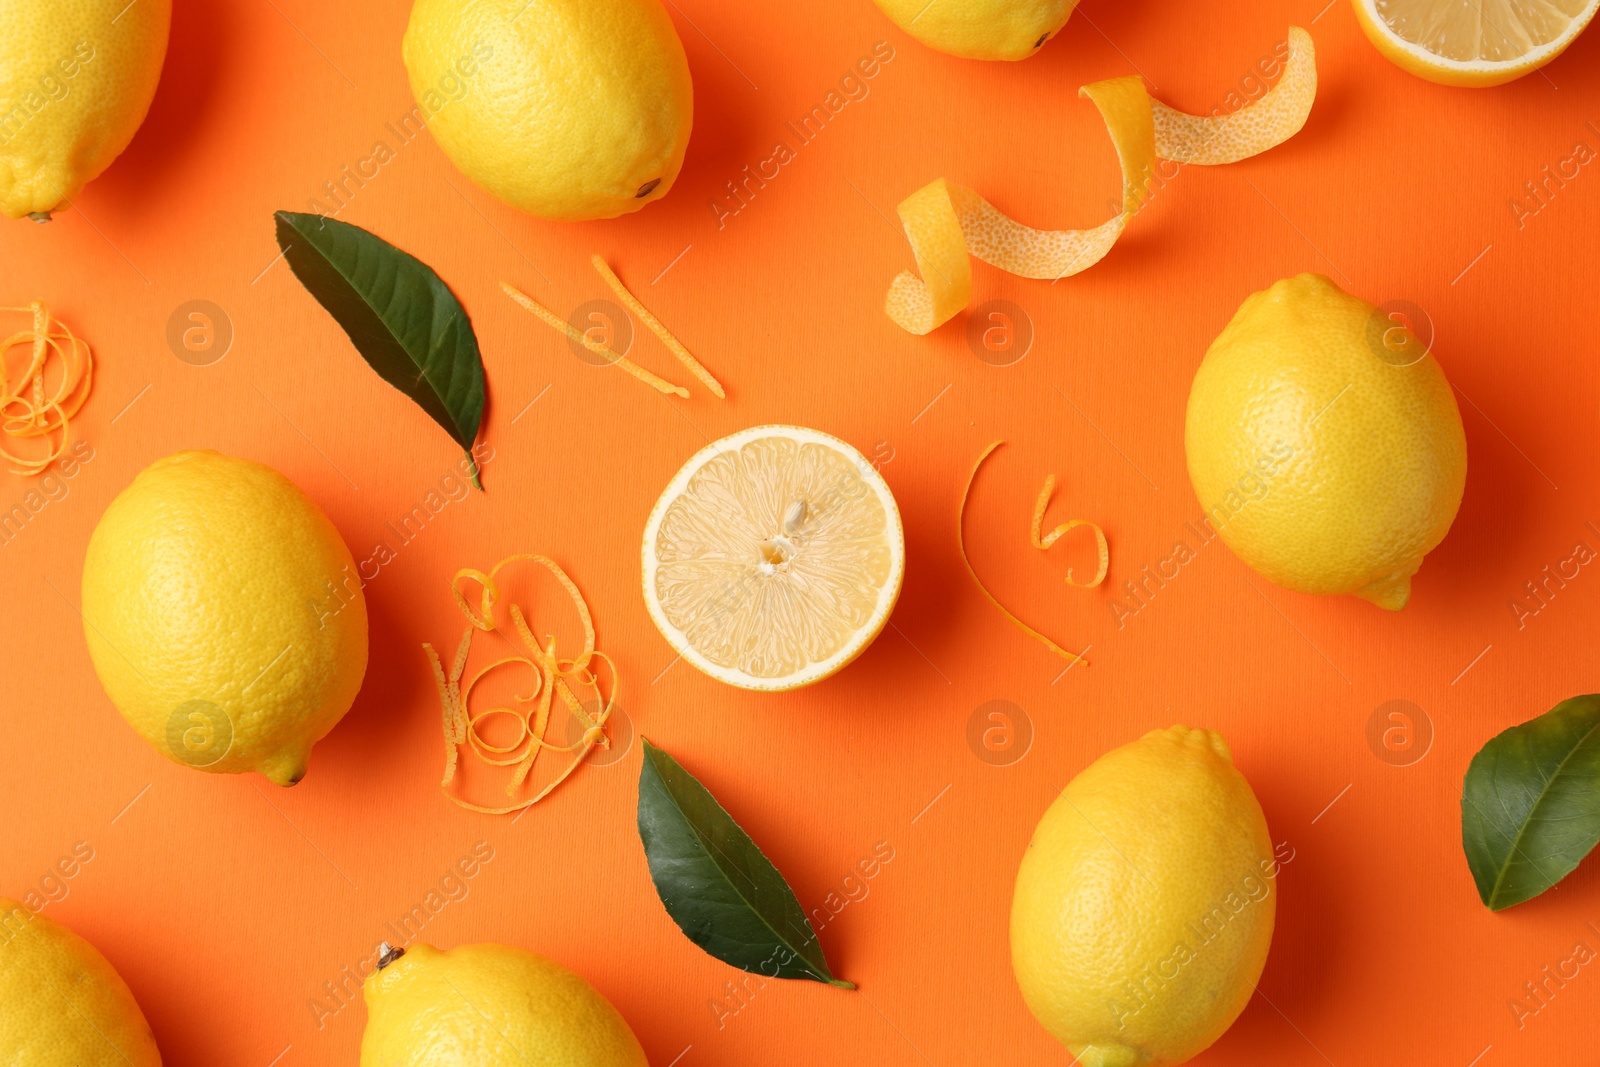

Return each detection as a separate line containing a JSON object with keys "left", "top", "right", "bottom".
{"left": 424, "top": 553, "right": 616, "bottom": 816}
{"left": 885, "top": 28, "right": 1317, "bottom": 335}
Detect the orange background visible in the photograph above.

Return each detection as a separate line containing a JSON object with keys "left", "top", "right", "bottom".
{"left": 4, "top": 0, "right": 1600, "bottom": 1063}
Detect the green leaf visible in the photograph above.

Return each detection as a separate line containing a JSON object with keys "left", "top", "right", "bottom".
{"left": 1462, "top": 695, "right": 1600, "bottom": 911}
{"left": 274, "top": 211, "right": 486, "bottom": 487}
{"left": 636, "top": 739, "right": 852, "bottom": 988}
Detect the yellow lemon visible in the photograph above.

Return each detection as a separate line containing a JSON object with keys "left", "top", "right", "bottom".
{"left": 403, "top": 0, "right": 693, "bottom": 221}
{"left": 0, "top": 899, "right": 161, "bottom": 1065}
{"left": 871, "top": 0, "right": 1078, "bottom": 60}
{"left": 361, "top": 942, "right": 647, "bottom": 1066}
{"left": 1184, "top": 273, "right": 1467, "bottom": 610}
{"left": 81, "top": 451, "right": 368, "bottom": 786}
{"left": 1011, "top": 726, "right": 1278, "bottom": 1067}
{"left": 0, "top": 0, "right": 171, "bottom": 220}
{"left": 641, "top": 425, "right": 905, "bottom": 691}
{"left": 1353, "top": 0, "right": 1598, "bottom": 87}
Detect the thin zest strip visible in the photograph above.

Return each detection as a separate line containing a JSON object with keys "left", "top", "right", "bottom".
{"left": 590, "top": 256, "right": 726, "bottom": 399}
{"left": 1031, "top": 475, "right": 1109, "bottom": 589}
{"left": 500, "top": 281, "right": 690, "bottom": 398}
{"left": 424, "top": 643, "right": 458, "bottom": 787}
{"left": 884, "top": 28, "right": 1316, "bottom": 335}
{"left": 959, "top": 441, "right": 1087, "bottom": 665}
{"left": 446, "top": 654, "right": 618, "bottom": 815}
{"left": 461, "top": 657, "right": 539, "bottom": 761}
{"left": 510, "top": 637, "right": 557, "bottom": 792}
{"left": 451, "top": 554, "right": 597, "bottom": 671}
{"left": 0, "top": 302, "right": 94, "bottom": 475}
{"left": 429, "top": 554, "right": 615, "bottom": 815}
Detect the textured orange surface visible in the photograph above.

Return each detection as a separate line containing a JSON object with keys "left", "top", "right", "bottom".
{"left": 3, "top": 0, "right": 1599, "bottom": 1063}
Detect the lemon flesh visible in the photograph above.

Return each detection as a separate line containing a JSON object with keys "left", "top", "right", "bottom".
{"left": 361, "top": 942, "right": 647, "bottom": 1067}
{"left": 872, "top": 0, "right": 1079, "bottom": 60}
{"left": 81, "top": 451, "right": 369, "bottom": 786}
{"left": 1185, "top": 273, "right": 1466, "bottom": 610}
{"left": 0, "top": 0, "right": 171, "bottom": 219}
{"left": 642, "top": 425, "right": 904, "bottom": 691}
{"left": 1011, "top": 726, "right": 1277, "bottom": 1067}
{"left": 0, "top": 899, "right": 161, "bottom": 1066}
{"left": 1353, "top": 0, "right": 1598, "bottom": 85}
{"left": 403, "top": 0, "right": 692, "bottom": 221}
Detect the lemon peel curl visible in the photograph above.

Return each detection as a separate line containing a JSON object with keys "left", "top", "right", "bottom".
{"left": 885, "top": 28, "right": 1317, "bottom": 335}
{"left": 0, "top": 302, "right": 93, "bottom": 475}
{"left": 1031, "top": 474, "right": 1108, "bottom": 589}
{"left": 959, "top": 441, "right": 1088, "bottom": 665}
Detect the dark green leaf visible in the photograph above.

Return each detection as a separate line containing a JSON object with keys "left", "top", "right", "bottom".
{"left": 636, "top": 739, "right": 851, "bottom": 988}
{"left": 1462, "top": 695, "right": 1600, "bottom": 911}
{"left": 274, "top": 211, "right": 486, "bottom": 487}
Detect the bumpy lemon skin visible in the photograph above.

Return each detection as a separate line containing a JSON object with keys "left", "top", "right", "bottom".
{"left": 81, "top": 451, "right": 368, "bottom": 787}
{"left": 871, "top": 0, "right": 1078, "bottom": 60}
{"left": 0, "top": 899, "right": 162, "bottom": 1066}
{"left": 1011, "top": 726, "right": 1277, "bottom": 1067}
{"left": 0, "top": 0, "right": 171, "bottom": 219}
{"left": 1350, "top": 0, "right": 1597, "bottom": 87}
{"left": 361, "top": 943, "right": 648, "bottom": 1067}
{"left": 403, "top": 0, "right": 693, "bottom": 222}
{"left": 1185, "top": 273, "right": 1467, "bottom": 610}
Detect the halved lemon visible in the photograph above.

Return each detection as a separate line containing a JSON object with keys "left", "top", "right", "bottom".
{"left": 642, "top": 425, "right": 905, "bottom": 691}
{"left": 1353, "top": 0, "right": 1599, "bottom": 86}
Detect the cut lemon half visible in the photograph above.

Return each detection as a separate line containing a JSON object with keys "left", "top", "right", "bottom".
{"left": 1353, "top": 0, "right": 1598, "bottom": 85}
{"left": 642, "top": 425, "right": 905, "bottom": 691}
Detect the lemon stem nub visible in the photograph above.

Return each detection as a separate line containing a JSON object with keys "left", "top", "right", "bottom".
{"left": 377, "top": 942, "right": 405, "bottom": 969}
{"left": 27, "top": 212, "right": 51, "bottom": 224}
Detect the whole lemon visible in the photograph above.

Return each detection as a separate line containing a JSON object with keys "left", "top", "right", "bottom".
{"left": 871, "top": 0, "right": 1078, "bottom": 60}
{"left": 0, "top": 898, "right": 162, "bottom": 1065}
{"left": 1011, "top": 726, "right": 1278, "bottom": 1067}
{"left": 361, "top": 942, "right": 648, "bottom": 1066}
{"left": 0, "top": 0, "right": 171, "bottom": 220}
{"left": 403, "top": 0, "right": 693, "bottom": 221}
{"left": 1185, "top": 273, "right": 1467, "bottom": 610}
{"left": 81, "top": 451, "right": 368, "bottom": 786}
